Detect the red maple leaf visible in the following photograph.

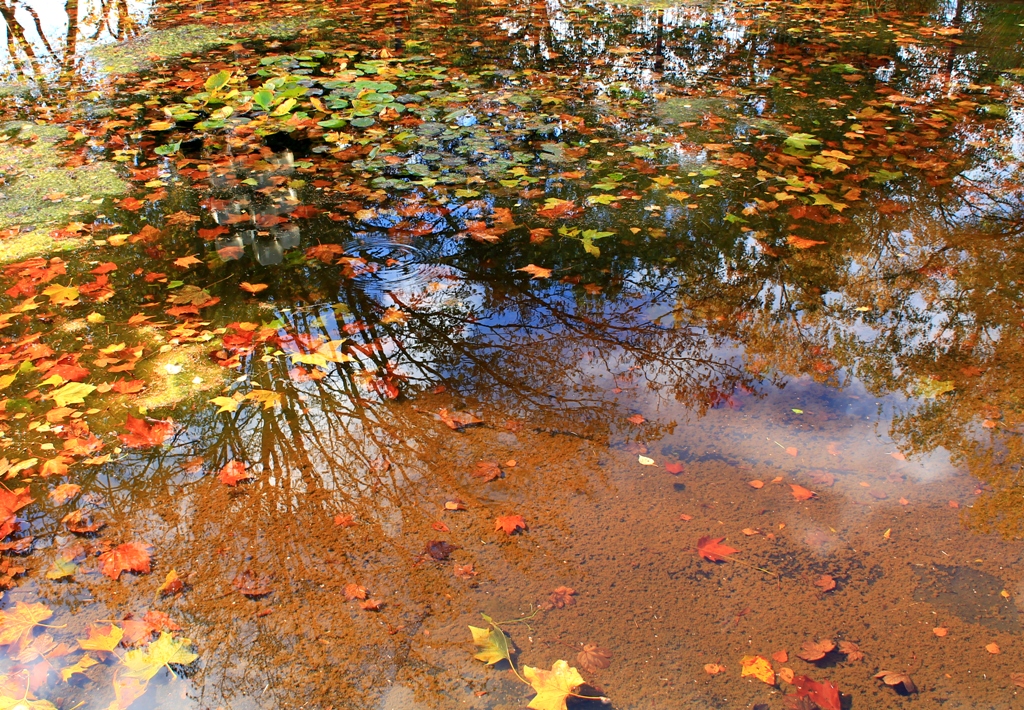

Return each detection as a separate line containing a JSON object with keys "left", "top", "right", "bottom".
{"left": 696, "top": 536, "right": 738, "bottom": 562}
{"left": 495, "top": 514, "right": 527, "bottom": 535}
{"left": 218, "top": 461, "right": 251, "bottom": 486}
{"left": 0, "top": 487, "right": 33, "bottom": 519}
{"left": 791, "top": 676, "right": 841, "bottom": 710}
{"left": 0, "top": 487, "right": 32, "bottom": 539}
{"left": 118, "top": 416, "right": 173, "bottom": 448}
{"left": 99, "top": 542, "right": 153, "bottom": 580}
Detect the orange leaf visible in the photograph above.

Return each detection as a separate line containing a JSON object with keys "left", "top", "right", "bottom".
{"left": 696, "top": 536, "right": 738, "bottom": 562}
{"left": 118, "top": 416, "right": 173, "bottom": 448}
{"left": 787, "top": 235, "right": 826, "bottom": 249}
{"left": 218, "top": 460, "right": 251, "bottom": 486}
{"left": 48, "top": 484, "right": 80, "bottom": 506}
{"left": 748, "top": 480, "right": 765, "bottom": 489}
{"left": 99, "top": 542, "right": 152, "bottom": 580}
{"left": 173, "top": 255, "right": 203, "bottom": 269}
{"left": 495, "top": 514, "right": 526, "bottom": 535}
{"left": 665, "top": 462, "right": 684, "bottom": 475}
{"left": 814, "top": 574, "right": 837, "bottom": 592}
{"left": 704, "top": 663, "right": 726, "bottom": 675}
{"left": 343, "top": 583, "right": 367, "bottom": 600}
{"left": 790, "top": 484, "right": 816, "bottom": 501}
{"left": 240, "top": 282, "right": 268, "bottom": 295}
{"left": 517, "top": 264, "right": 553, "bottom": 279}
{"left": 772, "top": 649, "right": 788, "bottom": 663}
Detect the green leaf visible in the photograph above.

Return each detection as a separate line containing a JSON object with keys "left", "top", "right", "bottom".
{"left": 205, "top": 71, "right": 231, "bottom": 92}
{"left": 587, "top": 194, "right": 618, "bottom": 205}
{"left": 154, "top": 141, "right": 181, "bottom": 156}
{"left": 871, "top": 169, "right": 904, "bottom": 183}
{"left": 253, "top": 89, "right": 274, "bottom": 111}
{"left": 626, "top": 145, "right": 656, "bottom": 159}
{"left": 469, "top": 625, "right": 511, "bottom": 665}
{"left": 784, "top": 133, "right": 821, "bottom": 151}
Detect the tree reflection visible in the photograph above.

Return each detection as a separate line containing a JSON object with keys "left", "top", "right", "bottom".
{"left": 0, "top": 0, "right": 146, "bottom": 80}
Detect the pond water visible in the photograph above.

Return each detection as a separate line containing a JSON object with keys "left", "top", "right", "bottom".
{"left": 0, "top": 0, "right": 1022, "bottom": 708}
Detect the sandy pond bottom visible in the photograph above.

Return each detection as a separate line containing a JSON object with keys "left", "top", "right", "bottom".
{"left": 83, "top": 375, "right": 1024, "bottom": 710}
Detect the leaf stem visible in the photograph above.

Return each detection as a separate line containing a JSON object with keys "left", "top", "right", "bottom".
{"left": 487, "top": 618, "right": 609, "bottom": 704}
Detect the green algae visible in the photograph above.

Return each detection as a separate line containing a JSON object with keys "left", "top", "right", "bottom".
{"left": 135, "top": 340, "right": 226, "bottom": 412}
{"left": 654, "top": 97, "right": 738, "bottom": 124}
{"left": 0, "top": 123, "right": 126, "bottom": 264}
{"left": 92, "top": 18, "right": 330, "bottom": 75}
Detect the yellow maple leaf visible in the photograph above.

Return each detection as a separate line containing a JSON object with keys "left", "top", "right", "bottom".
{"left": 0, "top": 602, "right": 52, "bottom": 647}
{"left": 78, "top": 624, "right": 123, "bottom": 653}
{"left": 522, "top": 660, "right": 584, "bottom": 710}
{"left": 209, "top": 396, "right": 239, "bottom": 413}
{"left": 41, "top": 284, "right": 79, "bottom": 305}
{"left": 121, "top": 632, "right": 198, "bottom": 682}
{"left": 244, "top": 389, "right": 282, "bottom": 410}
{"left": 740, "top": 655, "right": 775, "bottom": 685}
{"left": 60, "top": 654, "right": 99, "bottom": 682}
{"left": 469, "top": 626, "right": 511, "bottom": 665}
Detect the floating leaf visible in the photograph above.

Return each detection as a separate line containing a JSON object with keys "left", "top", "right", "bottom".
{"left": 796, "top": 639, "right": 835, "bottom": 662}
{"left": 517, "top": 264, "right": 553, "bottom": 279}
{"left": 740, "top": 655, "right": 775, "bottom": 685}
{"left": 495, "top": 514, "right": 526, "bottom": 535}
{"left": 99, "top": 542, "right": 153, "bottom": 580}
{"left": 522, "top": 659, "right": 585, "bottom": 710}
{"left": 121, "top": 632, "right": 198, "bottom": 682}
{"left": 792, "top": 675, "right": 842, "bottom": 710}
{"left": 61, "top": 654, "right": 99, "bottom": 682}
{"left": 469, "top": 625, "right": 511, "bottom": 665}
{"left": 51, "top": 382, "right": 96, "bottom": 408}
{"left": 119, "top": 416, "right": 174, "bottom": 448}
{"left": 0, "top": 602, "right": 52, "bottom": 647}
{"left": 218, "top": 460, "right": 252, "bottom": 486}
{"left": 78, "top": 624, "right": 123, "bottom": 653}
{"left": 873, "top": 670, "right": 916, "bottom": 694}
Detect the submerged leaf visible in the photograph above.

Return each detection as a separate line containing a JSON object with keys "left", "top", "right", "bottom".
{"left": 696, "top": 536, "right": 738, "bottom": 562}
